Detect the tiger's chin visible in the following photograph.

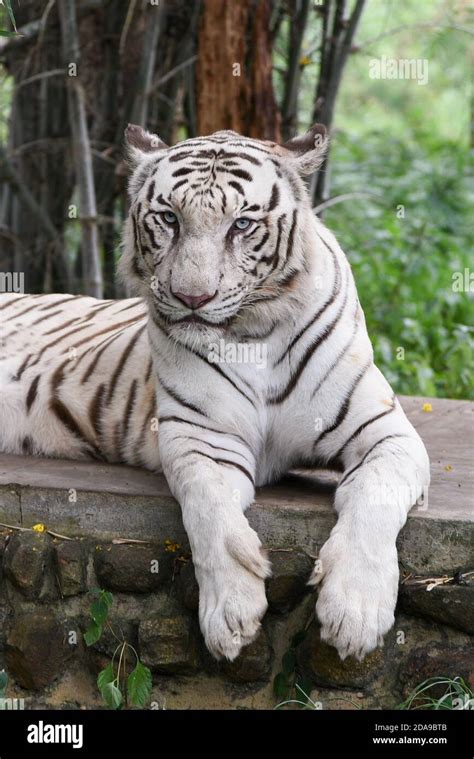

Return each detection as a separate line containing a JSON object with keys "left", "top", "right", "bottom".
{"left": 168, "top": 319, "right": 228, "bottom": 351}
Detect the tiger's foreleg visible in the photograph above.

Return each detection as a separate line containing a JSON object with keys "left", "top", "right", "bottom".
{"left": 310, "top": 402, "right": 430, "bottom": 660}
{"left": 158, "top": 420, "right": 270, "bottom": 660}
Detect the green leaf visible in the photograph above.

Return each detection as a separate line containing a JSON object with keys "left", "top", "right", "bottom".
{"left": 127, "top": 662, "right": 152, "bottom": 708}
{"left": 282, "top": 649, "right": 296, "bottom": 676}
{"left": 84, "top": 621, "right": 102, "bottom": 646}
{"left": 0, "top": 29, "right": 18, "bottom": 36}
{"left": 97, "top": 663, "right": 115, "bottom": 693}
{"left": 4, "top": 0, "right": 17, "bottom": 32}
{"left": 273, "top": 672, "right": 289, "bottom": 699}
{"left": 102, "top": 681, "right": 123, "bottom": 710}
{"left": 91, "top": 598, "right": 109, "bottom": 626}
{"left": 290, "top": 630, "right": 306, "bottom": 648}
{"left": 0, "top": 670, "right": 8, "bottom": 697}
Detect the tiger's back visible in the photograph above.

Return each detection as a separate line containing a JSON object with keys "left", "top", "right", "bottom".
{"left": 0, "top": 293, "right": 159, "bottom": 469}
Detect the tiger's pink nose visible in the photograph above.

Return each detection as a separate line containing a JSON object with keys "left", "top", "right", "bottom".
{"left": 172, "top": 290, "right": 216, "bottom": 310}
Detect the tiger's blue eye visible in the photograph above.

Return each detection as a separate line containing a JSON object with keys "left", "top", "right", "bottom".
{"left": 162, "top": 211, "right": 177, "bottom": 225}
{"left": 233, "top": 217, "right": 251, "bottom": 231}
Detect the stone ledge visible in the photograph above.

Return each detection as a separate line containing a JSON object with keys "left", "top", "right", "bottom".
{"left": 0, "top": 397, "right": 472, "bottom": 574}
{"left": 0, "top": 395, "right": 472, "bottom": 709}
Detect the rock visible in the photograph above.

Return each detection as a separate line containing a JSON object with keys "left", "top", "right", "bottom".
{"left": 400, "top": 645, "right": 474, "bottom": 699}
{"left": 55, "top": 540, "right": 87, "bottom": 597}
{"left": 297, "top": 622, "right": 385, "bottom": 688}
{"left": 221, "top": 630, "right": 272, "bottom": 683}
{"left": 177, "top": 561, "right": 199, "bottom": 611}
{"left": 3, "top": 533, "right": 52, "bottom": 600}
{"left": 399, "top": 581, "right": 474, "bottom": 635}
{"left": 87, "top": 619, "right": 138, "bottom": 677}
{"left": 6, "top": 610, "right": 74, "bottom": 689}
{"left": 139, "top": 614, "right": 200, "bottom": 674}
{"left": 0, "top": 604, "right": 10, "bottom": 651}
{"left": 266, "top": 549, "right": 313, "bottom": 613}
{"left": 94, "top": 543, "right": 170, "bottom": 593}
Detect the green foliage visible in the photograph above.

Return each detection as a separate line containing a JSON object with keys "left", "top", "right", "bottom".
{"left": 396, "top": 676, "right": 474, "bottom": 710}
{"left": 326, "top": 131, "right": 473, "bottom": 399}
{"left": 84, "top": 588, "right": 152, "bottom": 710}
{"left": 273, "top": 630, "right": 313, "bottom": 709}
{"left": 0, "top": 670, "right": 8, "bottom": 698}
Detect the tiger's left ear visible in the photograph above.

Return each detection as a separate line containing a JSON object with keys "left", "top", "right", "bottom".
{"left": 124, "top": 123, "right": 169, "bottom": 166}
{"left": 280, "top": 123, "right": 328, "bottom": 176}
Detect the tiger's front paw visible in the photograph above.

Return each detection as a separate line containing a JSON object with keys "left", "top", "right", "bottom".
{"left": 308, "top": 530, "right": 399, "bottom": 660}
{"left": 195, "top": 518, "right": 271, "bottom": 661}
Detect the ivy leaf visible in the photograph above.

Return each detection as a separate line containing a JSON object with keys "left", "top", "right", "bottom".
{"left": 84, "top": 621, "right": 102, "bottom": 647}
{"left": 91, "top": 598, "right": 109, "bottom": 626}
{"left": 3, "top": 0, "right": 17, "bottom": 32}
{"left": 102, "top": 682, "right": 123, "bottom": 710}
{"left": 273, "top": 672, "right": 289, "bottom": 699}
{"left": 127, "top": 662, "right": 152, "bottom": 708}
{"left": 97, "top": 663, "right": 115, "bottom": 694}
{"left": 0, "top": 670, "right": 8, "bottom": 697}
{"left": 282, "top": 649, "right": 296, "bottom": 676}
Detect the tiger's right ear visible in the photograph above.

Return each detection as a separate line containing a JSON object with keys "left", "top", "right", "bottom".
{"left": 280, "top": 123, "right": 328, "bottom": 176}
{"left": 124, "top": 123, "right": 169, "bottom": 166}
{"left": 123, "top": 124, "right": 169, "bottom": 198}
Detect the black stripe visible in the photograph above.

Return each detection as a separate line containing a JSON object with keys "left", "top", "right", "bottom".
{"left": 268, "top": 281, "right": 349, "bottom": 405}
{"left": 310, "top": 312, "right": 359, "bottom": 400}
{"left": 106, "top": 324, "right": 146, "bottom": 403}
{"left": 284, "top": 209, "right": 298, "bottom": 265}
{"left": 146, "top": 180, "right": 155, "bottom": 203}
{"left": 338, "top": 434, "right": 410, "bottom": 488}
{"left": 88, "top": 383, "right": 106, "bottom": 439}
{"left": 80, "top": 331, "right": 124, "bottom": 384}
{"left": 253, "top": 230, "right": 270, "bottom": 252}
{"left": 158, "top": 415, "right": 248, "bottom": 448}
{"left": 274, "top": 240, "right": 341, "bottom": 367}
{"left": 50, "top": 397, "right": 104, "bottom": 460}
{"left": 172, "top": 179, "right": 187, "bottom": 191}
{"left": 224, "top": 168, "right": 252, "bottom": 182}
{"left": 26, "top": 375, "right": 40, "bottom": 413}
{"left": 157, "top": 375, "right": 208, "bottom": 417}
{"left": 332, "top": 395, "right": 396, "bottom": 460}
{"left": 228, "top": 180, "right": 245, "bottom": 195}
{"left": 314, "top": 360, "right": 372, "bottom": 447}
{"left": 123, "top": 379, "right": 138, "bottom": 441}
{"left": 171, "top": 435, "right": 253, "bottom": 467}
{"left": 14, "top": 354, "right": 32, "bottom": 381}
{"left": 267, "top": 183, "right": 280, "bottom": 211}
{"left": 181, "top": 449, "right": 254, "bottom": 486}
{"left": 172, "top": 167, "right": 194, "bottom": 177}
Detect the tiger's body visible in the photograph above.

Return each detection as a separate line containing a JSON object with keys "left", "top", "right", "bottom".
{"left": 0, "top": 124, "right": 430, "bottom": 662}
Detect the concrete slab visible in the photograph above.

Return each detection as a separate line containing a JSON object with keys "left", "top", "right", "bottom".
{"left": 0, "top": 396, "right": 472, "bottom": 573}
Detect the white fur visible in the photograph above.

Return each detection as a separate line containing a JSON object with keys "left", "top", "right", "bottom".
{"left": 0, "top": 130, "right": 430, "bottom": 662}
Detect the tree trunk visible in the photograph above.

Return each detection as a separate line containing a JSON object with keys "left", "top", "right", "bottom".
{"left": 311, "top": 0, "right": 366, "bottom": 208}
{"left": 58, "top": 0, "right": 103, "bottom": 298}
{"left": 196, "top": 0, "right": 281, "bottom": 140}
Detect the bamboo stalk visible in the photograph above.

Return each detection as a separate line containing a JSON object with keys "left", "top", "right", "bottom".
{"left": 58, "top": 0, "right": 103, "bottom": 298}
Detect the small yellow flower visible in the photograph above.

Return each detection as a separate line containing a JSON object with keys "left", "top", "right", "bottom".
{"left": 299, "top": 55, "right": 311, "bottom": 66}
{"left": 164, "top": 539, "right": 181, "bottom": 553}
{"left": 32, "top": 523, "right": 46, "bottom": 533}
{"left": 422, "top": 403, "right": 432, "bottom": 413}
{"left": 444, "top": 464, "right": 453, "bottom": 472}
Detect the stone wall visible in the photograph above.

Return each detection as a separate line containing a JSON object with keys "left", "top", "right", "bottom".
{"left": 0, "top": 527, "right": 472, "bottom": 710}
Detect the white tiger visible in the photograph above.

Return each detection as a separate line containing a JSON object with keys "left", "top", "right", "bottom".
{"left": 0, "top": 123, "right": 430, "bottom": 662}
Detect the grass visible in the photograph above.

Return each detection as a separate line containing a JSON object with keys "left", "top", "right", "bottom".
{"left": 274, "top": 676, "right": 473, "bottom": 710}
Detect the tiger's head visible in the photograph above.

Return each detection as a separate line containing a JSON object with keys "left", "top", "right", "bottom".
{"left": 120, "top": 123, "right": 328, "bottom": 346}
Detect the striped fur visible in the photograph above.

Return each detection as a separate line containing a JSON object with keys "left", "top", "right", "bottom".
{"left": 0, "top": 124, "right": 430, "bottom": 662}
